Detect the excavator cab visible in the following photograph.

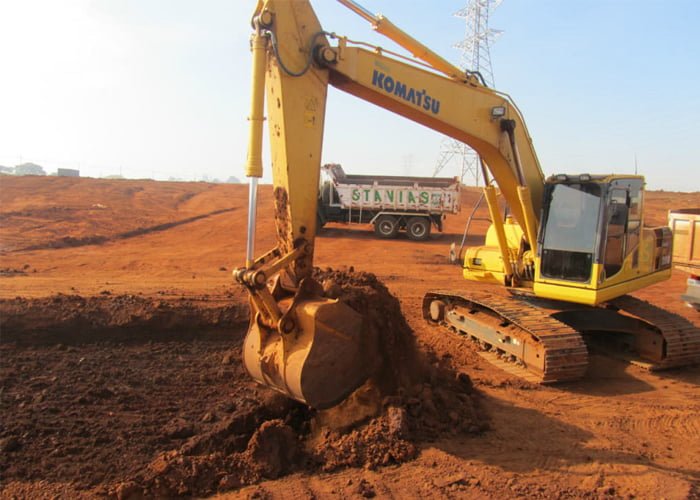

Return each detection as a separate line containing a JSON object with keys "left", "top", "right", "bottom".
{"left": 535, "top": 174, "right": 672, "bottom": 305}
{"left": 538, "top": 176, "right": 605, "bottom": 283}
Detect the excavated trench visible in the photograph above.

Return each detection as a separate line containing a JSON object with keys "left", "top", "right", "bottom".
{"left": 0, "top": 271, "right": 486, "bottom": 497}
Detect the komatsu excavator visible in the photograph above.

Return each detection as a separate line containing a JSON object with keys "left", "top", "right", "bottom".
{"left": 234, "top": 0, "right": 700, "bottom": 409}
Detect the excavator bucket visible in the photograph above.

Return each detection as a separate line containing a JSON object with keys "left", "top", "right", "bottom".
{"left": 243, "top": 297, "right": 375, "bottom": 410}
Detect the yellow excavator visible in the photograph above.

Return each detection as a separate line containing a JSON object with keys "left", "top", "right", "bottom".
{"left": 234, "top": 0, "right": 700, "bottom": 409}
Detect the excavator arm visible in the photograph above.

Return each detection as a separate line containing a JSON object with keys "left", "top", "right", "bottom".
{"left": 235, "top": 0, "right": 550, "bottom": 408}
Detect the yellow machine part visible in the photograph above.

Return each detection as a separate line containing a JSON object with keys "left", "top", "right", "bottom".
{"left": 534, "top": 225, "right": 672, "bottom": 305}
{"left": 463, "top": 218, "right": 523, "bottom": 285}
{"left": 240, "top": 0, "right": 377, "bottom": 409}
{"left": 243, "top": 296, "right": 375, "bottom": 409}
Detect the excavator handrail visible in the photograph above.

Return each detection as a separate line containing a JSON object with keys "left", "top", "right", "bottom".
{"left": 336, "top": 0, "right": 466, "bottom": 81}
{"left": 341, "top": 37, "right": 443, "bottom": 74}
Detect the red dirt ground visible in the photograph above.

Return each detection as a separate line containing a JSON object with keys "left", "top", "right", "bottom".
{"left": 1, "top": 175, "right": 699, "bottom": 499}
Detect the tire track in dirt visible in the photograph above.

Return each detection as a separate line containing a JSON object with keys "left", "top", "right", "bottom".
{"left": 16, "top": 208, "right": 236, "bottom": 252}
{"left": 604, "top": 411, "right": 700, "bottom": 439}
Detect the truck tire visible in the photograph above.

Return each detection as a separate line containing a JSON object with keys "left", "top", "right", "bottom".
{"left": 407, "top": 216, "right": 431, "bottom": 241}
{"left": 374, "top": 215, "right": 399, "bottom": 239}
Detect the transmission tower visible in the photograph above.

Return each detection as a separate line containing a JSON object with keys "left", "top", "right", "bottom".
{"left": 433, "top": 0, "right": 502, "bottom": 184}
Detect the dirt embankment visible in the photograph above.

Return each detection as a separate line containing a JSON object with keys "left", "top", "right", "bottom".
{"left": 16, "top": 208, "right": 236, "bottom": 252}
{"left": 0, "top": 293, "right": 247, "bottom": 345}
{"left": 0, "top": 177, "right": 238, "bottom": 253}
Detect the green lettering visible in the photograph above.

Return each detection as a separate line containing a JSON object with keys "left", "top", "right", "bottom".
{"left": 374, "top": 190, "right": 382, "bottom": 202}
{"left": 408, "top": 192, "right": 416, "bottom": 204}
{"left": 363, "top": 189, "right": 370, "bottom": 202}
{"left": 386, "top": 190, "right": 394, "bottom": 202}
{"left": 352, "top": 189, "right": 360, "bottom": 202}
{"left": 420, "top": 192, "right": 429, "bottom": 204}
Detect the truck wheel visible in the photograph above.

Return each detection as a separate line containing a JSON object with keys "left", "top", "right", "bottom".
{"left": 407, "top": 217, "right": 431, "bottom": 241}
{"left": 374, "top": 215, "right": 399, "bottom": 239}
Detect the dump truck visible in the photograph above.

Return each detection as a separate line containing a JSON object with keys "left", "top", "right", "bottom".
{"left": 317, "top": 164, "right": 461, "bottom": 240}
{"left": 669, "top": 209, "right": 700, "bottom": 310}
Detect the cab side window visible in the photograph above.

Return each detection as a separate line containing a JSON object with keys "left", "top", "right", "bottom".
{"left": 626, "top": 181, "right": 643, "bottom": 261}
{"left": 604, "top": 189, "right": 628, "bottom": 277}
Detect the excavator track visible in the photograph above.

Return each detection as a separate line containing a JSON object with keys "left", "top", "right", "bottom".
{"left": 610, "top": 295, "right": 700, "bottom": 370}
{"left": 423, "top": 290, "right": 589, "bottom": 383}
{"left": 424, "top": 290, "right": 700, "bottom": 384}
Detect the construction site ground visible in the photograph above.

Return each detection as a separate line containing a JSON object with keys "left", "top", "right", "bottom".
{"left": 1, "top": 175, "right": 699, "bottom": 499}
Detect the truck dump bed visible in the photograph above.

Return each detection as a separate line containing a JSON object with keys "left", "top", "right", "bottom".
{"left": 322, "top": 164, "right": 460, "bottom": 214}
{"left": 668, "top": 208, "right": 700, "bottom": 309}
{"left": 669, "top": 208, "right": 700, "bottom": 272}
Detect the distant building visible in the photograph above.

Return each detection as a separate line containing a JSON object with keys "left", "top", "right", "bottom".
{"left": 0, "top": 165, "right": 12, "bottom": 174}
{"left": 57, "top": 168, "right": 80, "bottom": 177}
{"left": 14, "top": 162, "right": 46, "bottom": 176}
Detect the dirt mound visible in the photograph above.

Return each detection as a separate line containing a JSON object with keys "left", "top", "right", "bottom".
{"left": 0, "top": 293, "right": 248, "bottom": 344}
{"left": 315, "top": 268, "right": 424, "bottom": 395}
{"left": 1, "top": 270, "right": 483, "bottom": 497}
{"left": 100, "top": 270, "right": 484, "bottom": 498}
{"left": 308, "top": 406, "right": 418, "bottom": 472}
{"left": 114, "top": 396, "right": 309, "bottom": 498}
{"left": 314, "top": 268, "right": 484, "bottom": 436}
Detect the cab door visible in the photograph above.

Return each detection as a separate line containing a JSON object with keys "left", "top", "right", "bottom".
{"left": 601, "top": 179, "right": 643, "bottom": 280}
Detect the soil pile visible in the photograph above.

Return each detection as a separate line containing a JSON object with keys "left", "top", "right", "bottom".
{"left": 1, "top": 270, "right": 484, "bottom": 498}
{"left": 131, "top": 270, "right": 485, "bottom": 496}
{"left": 310, "top": 269, "right": 485, "bottom": 468}
{"left": 314, "top": 268, "right": 482, "bottom": 427}
{"left": 111, "top": 395, "right": 310, "bottom": 498}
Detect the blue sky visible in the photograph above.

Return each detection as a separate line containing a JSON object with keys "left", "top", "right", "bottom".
{"left": 0, "top": 0, "right": 698, "bottom": 191}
